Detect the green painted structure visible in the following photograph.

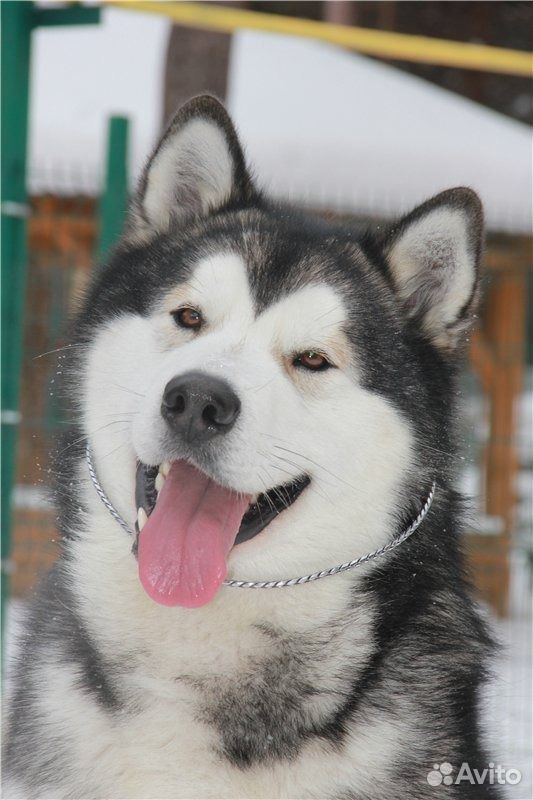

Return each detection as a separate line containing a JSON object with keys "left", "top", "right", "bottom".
{"left": 98, "top": 116, "right": 131, "bottom": 259}
{"left": 1, "top": 4, "right": 134, "bottom": 642}
{"left": 1, "top": 3, "right": 34, "bottom": 632}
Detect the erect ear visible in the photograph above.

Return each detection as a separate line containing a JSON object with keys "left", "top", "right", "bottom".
{"left": 129, "top": 95, "right": 255, "bottom": 239}
{"left": 383, "top": 188, "right": 483, "bottom": 351}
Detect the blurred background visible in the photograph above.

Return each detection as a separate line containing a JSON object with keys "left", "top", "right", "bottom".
{"left": 2, "top": 1, "right": 531, "bottom": 795}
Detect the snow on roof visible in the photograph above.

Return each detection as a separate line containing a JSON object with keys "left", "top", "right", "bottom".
{"left": 29, "top": 10, "right": 531, "bottom": 234}
{"left": 227, "top": 31, "right": 532, "bottom": 234}
{"left": 28, "top": 7, "right": 168, "bottom": 195}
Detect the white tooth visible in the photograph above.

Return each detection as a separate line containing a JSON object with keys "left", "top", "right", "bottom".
{"left": 155, "top": 472, "right": 165, "bottom": 492}
{"left": 160, "top": 461, "right": 171, "bottom": 477}
{"left": 137, "top": 507, "right": 148, "bottom": 531}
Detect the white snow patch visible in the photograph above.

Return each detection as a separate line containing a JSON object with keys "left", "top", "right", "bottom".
{"left": 28, "top": 6, "right": 169, "bottom": 195}
{"left": 227, "top": 31, "right": 532, "bottom": 234}
{"left": 28, "top": 18, "right": 531, "bottom": 234}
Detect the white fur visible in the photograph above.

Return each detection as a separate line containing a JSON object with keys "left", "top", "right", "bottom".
{"left": 143, "top": 119, "right": 234, "bottom": 230}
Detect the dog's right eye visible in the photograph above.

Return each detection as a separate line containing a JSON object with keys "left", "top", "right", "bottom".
{"left": 293, "top": 351, "right": 333, "bottom": 371}
{"left": 172, "top": 307, "right": 203, "bottom": 331}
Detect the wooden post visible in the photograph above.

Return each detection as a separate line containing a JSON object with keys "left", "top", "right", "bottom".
{"left": 480, "top": 244, "right": 529, "bottom": 615}
{"left": 323, "top": 1, "right": 358, "bottom": 26}
{"left": 483, "top": 268, "right": 527, "bottom": 528}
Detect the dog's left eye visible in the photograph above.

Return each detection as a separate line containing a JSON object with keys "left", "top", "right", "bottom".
{"left": 172, "top": 307, "right": 203, "bottom": 330}
{"left": 293, "top": 351, "right": 333, "bottom": 371}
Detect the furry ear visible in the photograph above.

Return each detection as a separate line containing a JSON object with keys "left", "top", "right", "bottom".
{"left": 129, "top": 95, "right": 255, "bottom": 239}
{"left": 383, "top": 188, "right": 483, "bottom": 351}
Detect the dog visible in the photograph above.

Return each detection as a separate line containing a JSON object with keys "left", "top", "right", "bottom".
{"left": 4, "top": 96, "right": 498, "bottom": 799}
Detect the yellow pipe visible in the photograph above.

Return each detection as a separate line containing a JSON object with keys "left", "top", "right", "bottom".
{"left": 105, "top": 1, "right": 532, "bottom": 78}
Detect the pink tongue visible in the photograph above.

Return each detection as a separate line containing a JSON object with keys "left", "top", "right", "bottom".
{"left": 138, "top": 462, "right": 250, "bottom": 608}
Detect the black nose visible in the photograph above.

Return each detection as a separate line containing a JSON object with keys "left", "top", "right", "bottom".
{"left": 162, "top": 371, "right": 241, "bottom": 443}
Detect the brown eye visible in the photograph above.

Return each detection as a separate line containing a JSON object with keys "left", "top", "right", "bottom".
{"left": 293, "top": 351, "right": 332, "bottom": 371}
{"left": 172, "top": 307, "right": 203, "bottom": 330}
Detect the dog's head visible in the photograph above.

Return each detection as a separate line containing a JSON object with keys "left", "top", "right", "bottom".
{"left": 75, "top": 96, "right": 483, "bottom": 608}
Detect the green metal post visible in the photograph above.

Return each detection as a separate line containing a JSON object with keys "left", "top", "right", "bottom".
{"left": 98, "top": 116, "right": 130, "bottom": 258}
{"left": 1, "top": 1, "right": 34, "bottom": 632}
{"left": 31, "top": 5, "right": 101, "bottom": 27}
{"left": 1, "top": 2, "right": 101, "bottom": 643}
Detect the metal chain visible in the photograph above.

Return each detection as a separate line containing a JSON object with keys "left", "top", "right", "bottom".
{"left": 85, "top": 444, "right": 436, "bottom": 589}
{"left": 86, "top": 445, "right": 133, "bottom": 536}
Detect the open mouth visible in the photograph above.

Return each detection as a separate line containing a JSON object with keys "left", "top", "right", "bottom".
{"left": 134, "top": 459, "right": 309, "bottom": 609}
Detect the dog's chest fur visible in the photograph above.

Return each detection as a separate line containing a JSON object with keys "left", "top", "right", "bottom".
{"left": 83, "top": 625, "right": 381, "bottom": 799}
{"left": 86, "top": 680, "right": 398, "bottom": 800}
{"left": 28, "top": 550, "right": 400, "bottom": 800}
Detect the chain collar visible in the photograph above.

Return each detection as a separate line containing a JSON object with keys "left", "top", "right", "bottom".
{"left": 86, "top": 444, "right": 436, "bottom": 589}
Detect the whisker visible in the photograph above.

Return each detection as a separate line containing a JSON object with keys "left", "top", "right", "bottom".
{"left": 270, "top": 451, "right": 338, "bottom": 492}
{"left": 268, "top": 460, "right": 333, "bottom": 505}
{"left": 258, "top": 469, "right": 278, "bottom": 516}
{"left": 266, "top": 473, "right": 291, "bottom": 511}
{"left": 33, "top": 343, "right": 84, "bottom": 360}
{"left": 100, "top": 440, "right": 130, "bottom": 461}
{"left": 100, "top": 411, "right": 138, "bottom": 418}
{"left": 259, "top": 431, "right": 288, "bottom": 441}
{"left": 110, "top": 383, "right": 146, "bottom": 398}
{"left": 273, "top": 445, "right": 359, "bottom": 491}
{"left": 58, "top": 420, "right": 130, "bottom": 454}
{"left": 261, "top": 428, "right": 453, "bottom": 463}
{"left": 243, "top": 377, "right": 277, "bottom": 394}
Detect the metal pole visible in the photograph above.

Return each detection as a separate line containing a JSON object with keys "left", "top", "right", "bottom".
{"left": 97, "top": 116, "right": 130, "bottom": 259}
{"left": 1, "top": 0, "right": 33, "bottom": 634}
{"left": 1, "top": 2, "right": 101, "bottom": 645}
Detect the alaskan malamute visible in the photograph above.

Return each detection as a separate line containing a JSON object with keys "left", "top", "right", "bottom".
{"left": 4, "top": 96, "right": 498, "bottom": 799}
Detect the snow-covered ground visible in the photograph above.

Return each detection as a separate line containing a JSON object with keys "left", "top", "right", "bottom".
{"left": 489, "top": 618, "right": 532, "bottom": 800}
{"left": 482, "top": 553, "right": 532, "bottom": 800}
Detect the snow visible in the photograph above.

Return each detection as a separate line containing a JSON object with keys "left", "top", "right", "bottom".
{"left": 28, "top": 9, "right": 531, "bottom": 233}
{"left": 227, "top": 31, "right": 532, "bottom": 234}
{"left": 28, "top": 7, "right": 169, "bottom": 194}
{"left": 482, "top": 555, "right": 532, "bottom": 800}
